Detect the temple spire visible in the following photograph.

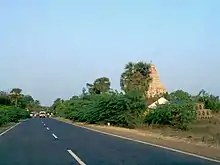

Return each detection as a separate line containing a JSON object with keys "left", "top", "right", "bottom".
{"left": 147, "top": 64, "right": 166, "bottom": 98}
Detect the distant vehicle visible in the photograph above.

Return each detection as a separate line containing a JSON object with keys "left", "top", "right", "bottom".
{"left": 30, "top": 113, "right": 34, "bottom": 117}
{"left": 34, "top": 113, "right": 38, "bottom": 117}
{"left": 46, "top": 113, "right": 51, "bottom": 118}
{"left": 39, "top": 111, "right": 46, "bottom": 118}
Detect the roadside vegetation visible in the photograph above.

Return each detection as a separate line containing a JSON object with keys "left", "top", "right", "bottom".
{"left": 0, "top": 88, "right": 41, "bottom": 127}
{"left": 50, "top": 61, "right": 220, "bottom": 147}
{"left": 51, "top": 62, "right": 220, "bottom": 125}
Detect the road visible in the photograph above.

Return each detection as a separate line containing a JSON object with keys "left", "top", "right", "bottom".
{"left": 0, "top": 118, "right": 219, "bottom": 165}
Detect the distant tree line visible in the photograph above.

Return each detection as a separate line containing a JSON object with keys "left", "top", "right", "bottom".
{"left": 50, "top": 61, "right": 220, "bottom": 130}
{"left": 0, "top": 88, "right": 41, "bottom": 110}
{"left": 0, "top": 88, "right": 41, "bottom": 126}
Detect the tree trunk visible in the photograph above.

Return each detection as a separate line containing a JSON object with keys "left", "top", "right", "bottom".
{"left": 15, "top": 98, "right": 18, "bottom": 107}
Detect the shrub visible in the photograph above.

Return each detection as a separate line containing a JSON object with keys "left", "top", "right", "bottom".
{"left": 145, "top": 102, "right": 196, "bottom": 130}
{"left": 55, "top": 91, "right": 147, "bottom": 128}
{"left": 0, "top": 105, "right": 30, "bottom": 126}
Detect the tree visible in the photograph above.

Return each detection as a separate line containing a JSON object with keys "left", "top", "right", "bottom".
{"left": 24, "top": 95, "right": 35, "bottom": 104}
{"left": 86, "top": 83, "right": 96, "bottom": 95}
{"left": 82, "top": 87, "right": 87, "bottom": 96}
{"left": 34, "top": 100, "right": 40, "bottom": 106}
{"left": 0, "top": 91, "right": 11, "bottom": 105}
{"left": 10, "top": 88, "right": 22, "bottom": 106}
{"left": 51, "top": 98, "right": 63, "bottom": 111}
{"left": 71, "top": 96, "right": 79, "bottom": 100}
{"left": 120, "top": 61, "right": 151, "bottom": 98}
{"left": 196, "top": 90, "right": 220, "bottom": 112}
{"left": 86, "top": 77, "right": 111, "bottom": 95}
{"left": 93, "top": 77, "right": 111, "bottom": 93}
{"left": 17, "top": 95, "right": 28, "bottom": 109}
{"left": 21, "top": 95, "right": 34, "bottom": 109}
{"left": 10, "top": 88, "right": 22, "bottom": 95}
{"left": 164, "top": 90, "right": 192, "bottom": 102}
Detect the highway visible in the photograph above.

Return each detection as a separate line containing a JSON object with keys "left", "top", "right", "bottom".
{"left": 0, "top": 118, "right": 219, "bottom": 165}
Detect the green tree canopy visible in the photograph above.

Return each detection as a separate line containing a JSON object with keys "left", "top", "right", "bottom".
{"left": 86, "top": 77, "right": 111, "bottom": 95}
{"left": 10, "top": 88, "right": 22, "bottom": 95}
{"left": 196, "top": 90, "right": 220, "bottom": 112}
{"left": 120, "top": 61, "right": 151, "bottom": 98}
{"left": 10, "top": 88, "right": 22, "bottom": 106}
{"left": 164, "top": 90, "right": 192, "bottom": 102}
{"left": 0, "top": 91, "right": 11, "bottom": 105}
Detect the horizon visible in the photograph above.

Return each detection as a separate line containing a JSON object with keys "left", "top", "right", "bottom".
{"left": 0, "top": 0, "right": 219, "bottom": 106}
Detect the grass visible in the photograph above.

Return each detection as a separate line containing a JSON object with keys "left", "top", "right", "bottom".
{"left": 135, "top": 119, "right": 220, "bottom": 148}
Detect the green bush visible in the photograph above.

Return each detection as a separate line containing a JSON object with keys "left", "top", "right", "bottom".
{"left": 52, "top": 88, "right": 220, "bottom": 130}
{"left": 55, "top": 91, "right": 147, "bottom": 128}
{"left": 198, "top": 95, "right": 220, "bottom": 112}
{"left": 0, "top": 105, "right": 30, "bottom": 126}
{"left": 145, "top": 103, "right": 196, "bottom": 130}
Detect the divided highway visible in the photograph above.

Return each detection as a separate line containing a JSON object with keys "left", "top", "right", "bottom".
{"left": 0, "top": 118, "right": 219, "bottom": 165}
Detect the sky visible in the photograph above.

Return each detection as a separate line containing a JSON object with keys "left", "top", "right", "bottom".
{"left": 0, "top": 0, "right": 219, "bottom": 106}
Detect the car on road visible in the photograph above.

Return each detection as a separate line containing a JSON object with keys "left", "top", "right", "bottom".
{"left": 39, "top": 111, "right": 46, "bottom": 118}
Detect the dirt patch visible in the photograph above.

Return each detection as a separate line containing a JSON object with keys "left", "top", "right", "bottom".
{"left": 55, "top": 117, "right": 220, "bottom": 161}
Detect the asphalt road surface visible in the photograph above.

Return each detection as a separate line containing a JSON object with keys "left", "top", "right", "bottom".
{"left": 0, "top": 118, "right": 219, "bottom": 165}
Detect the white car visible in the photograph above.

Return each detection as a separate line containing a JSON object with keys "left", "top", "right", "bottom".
{"left": 39, "top": 111, "right": 46, "bottom": 118}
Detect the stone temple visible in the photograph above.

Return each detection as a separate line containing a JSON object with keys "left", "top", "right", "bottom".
{"left": 146, "top": 64, "right": 166, "bottom": 98}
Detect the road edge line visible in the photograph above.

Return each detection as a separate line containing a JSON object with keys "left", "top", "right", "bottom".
{"left": 71, "top": 123, "right": 220, "bottom": 163}
{"left": 0, "top": 122, "right": 21, "bottom": 137}
{"left": 67, "top": 149, "right": 86, "bottom": 165}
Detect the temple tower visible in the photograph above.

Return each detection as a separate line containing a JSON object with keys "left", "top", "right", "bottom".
{"left": 147, "top": 64, "right": 166, "bottom": 98}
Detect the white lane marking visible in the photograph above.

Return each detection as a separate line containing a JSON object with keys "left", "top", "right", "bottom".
{"left": 72, "top": 124, "right": 220, "bottom": 163}
{"left": 43, "top": 124, "right": 46, "bottom": 126}
{"left": 0, "top": 122, "right": 21, "bottom": 137}
{"left": 52, "top": 133, "right": 58, "bottom": 139}
{"left": 46, "top": 127, "right": 50, "bottom": 130}
{"left": 67, "top": 150, "right": 86, "bottom": 165}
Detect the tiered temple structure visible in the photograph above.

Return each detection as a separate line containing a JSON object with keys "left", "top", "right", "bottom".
{"left": 146, "top": 64, "right": 166, "bottom": 98}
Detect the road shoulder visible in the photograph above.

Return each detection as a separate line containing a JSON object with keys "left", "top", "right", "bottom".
{"left": 0, "top": 119, "right": 27, "bottom": 136}
{"left": 54, "top": 117, "right": 220, "bottom": 161}
{"left": 0, "top": 123, "right": 18, "bottom": 135}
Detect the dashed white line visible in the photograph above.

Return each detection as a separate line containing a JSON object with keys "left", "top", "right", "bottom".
{"left": 46, "top": 127, "right": 50, "bottom": 130}
{"left": 43, "top": 124, "right": 46, "bottom": 126}
{"left": 67, "top": 150, "right": 86, "bottom": 165}
{"left": 52, "top": 133, "right": 58, "bottom": 139}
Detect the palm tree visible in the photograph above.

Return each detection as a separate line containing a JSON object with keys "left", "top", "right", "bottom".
{"left": 120, "top": 61, "right": 151, "bottom": 98}
{"left": 10, "top": 88, "right": 22, "bottom": 106}
{"left": 120, "top": 62, "right": 134, "bottom": 92}
{"left": 93, "top": 77, "right": 111, "bottom": 94}
{"left": 86, "top": 83, "right": 96, "bottom": 95}
{"left": 86, "top": 77, "right": 111, "bottom": 95}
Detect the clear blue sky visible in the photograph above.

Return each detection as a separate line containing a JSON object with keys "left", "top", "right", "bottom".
{"left": 0, "top": 0, "right": 219, "bottom": 106}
